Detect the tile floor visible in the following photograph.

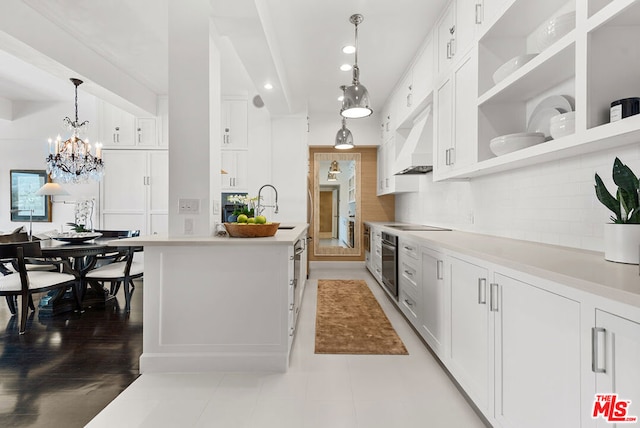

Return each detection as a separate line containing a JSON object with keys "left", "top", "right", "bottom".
{"left": 87, "top": 266, "right": 488, "bottom": 428}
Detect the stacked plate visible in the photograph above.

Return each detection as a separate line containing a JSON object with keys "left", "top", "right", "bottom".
{"left": 492, "top": 53, "right": 538, "bottom": 84}
{"left": 490, "top": 132, "right": 545, "bottom": 156}
{"left": 537, "top": 11, "right": 575, "bottom": 51}
{"left": 527, "top": 95, "right": 574, "bottom": 140}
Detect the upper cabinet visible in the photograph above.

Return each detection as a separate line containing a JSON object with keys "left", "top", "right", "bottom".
{"left": 221, "top": 98, "right": 248, "bottom": 149}
{"left": 436, "top": 0, "right": 481, "bottom": 78}
{"left": 395, "top": 36, "right": 435, "bottom": 127}
{"left": 98, "top": 100, "right": 162, "bottom": 149}
{"left": 437, "top": 0, "right": 640, "bottom": 180}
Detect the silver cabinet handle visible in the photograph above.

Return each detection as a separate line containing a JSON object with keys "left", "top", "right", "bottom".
{"left": 449, "top": 38, "right": 456, "bottom": 57}
{"left": 407, "top": 93, "right": 412, "bottom": 108}
{"left": 289, "top": 303, "right": 294, "bottom": 310}
{"left": 138, "top": 128, "right": 142, "bottom": 143}
{"left": 592, "top": 327, "right": 606, "bottom": 373}
{"left": 475, "top": 3, "right": 483, "bottom": 24}
{"left": 478, "top": 278, "right": 486, "bottom": 304}
{"left": 437, "top": 260, "right": 443, "bottom": 280}
{"left": 446, "top": 41, "right": 452, "bottom": 59}
{"left": 404, "top": 269, "right": 413, "bottom": 277}
{"left": 490, "top": 283, "right": 499, "bottom": 312}
{"left": 404, "top": 299, "right": 413, "bottom": 307}
{"left": 289, "top": 327, "right": 294, "bottom": 337}
{"left": 403, "top": 245, "right": 413, "bottom": 251}
{"left": 449, "top": 147, "right": 455, "bottom": 165}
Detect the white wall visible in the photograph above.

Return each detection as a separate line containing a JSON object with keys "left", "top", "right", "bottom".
{"left": 0, "top": 98, "right": 99, "bottom": 234}
{"left": 396, "top": 142, "right": 640, "bottom": 252}
{"left": 270, "top": 116, "right": 308, "bottom": 223}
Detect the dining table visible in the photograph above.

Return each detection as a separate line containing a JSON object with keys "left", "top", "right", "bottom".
{"left": 37, "top": 238, "right": 118, "bottom": 316}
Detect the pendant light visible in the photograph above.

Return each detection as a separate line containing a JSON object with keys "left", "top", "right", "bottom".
{"left": 328, "top": 160, "right": 341, "bottom": 174}
{"left": 334, "top": 117, "right": 355, "bottom": 149}
{"left": 327, "top": 172, "right": 337, "bottom": 182}
{"left": 341, "top": 14, "right": 372, "bottom": 119}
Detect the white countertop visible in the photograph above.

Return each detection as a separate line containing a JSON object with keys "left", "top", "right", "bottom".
{"left": 112, "top": 223, "right": 309, "bottom": 246}
{"left": 366, "top": 222, "right": 640, "bottom": 308}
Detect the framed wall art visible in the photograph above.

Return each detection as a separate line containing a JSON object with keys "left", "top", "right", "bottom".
{"left": 10, "top": 170, "right": 51, "bottom": 222}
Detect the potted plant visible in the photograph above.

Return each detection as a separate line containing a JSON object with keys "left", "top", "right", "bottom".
{"left": 594, "top": 157, "right": 640, "bottom": 264}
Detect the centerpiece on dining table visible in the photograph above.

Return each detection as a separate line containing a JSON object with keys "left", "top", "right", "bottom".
{"left": 223, "top": 194, "right": 279, "bottom": 237}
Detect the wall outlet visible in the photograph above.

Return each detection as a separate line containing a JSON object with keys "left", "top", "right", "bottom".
{"left": 178, "top": 198, "right": 200, "bottom": 214}
{"left": 213, "top": 200, "right": 220, "bottom": 215}
{"left": 184, "top": 218, "right": 194, "bottom": 235}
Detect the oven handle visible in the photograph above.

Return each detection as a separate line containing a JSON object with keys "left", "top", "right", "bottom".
{"left": 381, "top": 241, "right": 396, "bottom": 252}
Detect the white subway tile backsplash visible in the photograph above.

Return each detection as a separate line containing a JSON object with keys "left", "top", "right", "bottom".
{"left": 395, "top": 143, "right": 640, "bottom": 253}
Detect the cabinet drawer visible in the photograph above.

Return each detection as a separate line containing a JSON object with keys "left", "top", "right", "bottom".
{"left": 399, "top": 240, "right": 419, "bottom": 260}
{"left": 399, "top": 260, "right": 419, "bottom": 292}
{"left": 399, "top": 288, "right": 420, "bottom": 324}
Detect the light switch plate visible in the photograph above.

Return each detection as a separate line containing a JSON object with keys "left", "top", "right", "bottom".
{"left": 178, "top": 198, "right": 200, "bottom": 214}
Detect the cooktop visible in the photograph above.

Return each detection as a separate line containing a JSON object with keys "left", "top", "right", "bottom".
{"left": 384, "top": 224, "right": 451, "bottom": 231}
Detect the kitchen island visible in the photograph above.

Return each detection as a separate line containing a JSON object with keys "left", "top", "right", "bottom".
{"left": 117, "top": 223, "right": 308, "bottom": 373}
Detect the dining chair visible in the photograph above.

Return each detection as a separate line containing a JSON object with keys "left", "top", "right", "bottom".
{"left": 0, "top": 241, "right": 79, "bottom": 334}
{"left": 84, "top": 230, "right": 142, "bottom": 312}
{"left": 84, "top": 245, "right": 143, "bottom": 312}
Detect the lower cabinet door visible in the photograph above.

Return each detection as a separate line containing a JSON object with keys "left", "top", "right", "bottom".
{"left": 494, "top": 273, "right": 581, "bottom": 428}
{"left": 593, "top": 310, "right": 640, "bottom": 427}
{"left": 420, "top": 247, "right": 445, "bottom": 356}
{"left": 449, "top": 256, "right": 491, "bottom": 412}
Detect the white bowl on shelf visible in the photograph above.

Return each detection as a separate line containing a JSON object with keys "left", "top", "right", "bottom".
{"left": 537, "top": 11, "right": 575, "bottom": 51}
{"left": 549, "top": 111, "right": 576, "bottom": 139}
{"left": 490, "top": 132, "right": 545, "bottom": 156}
{"left": 492, "top": 54, "right": 539, "bottom": 84}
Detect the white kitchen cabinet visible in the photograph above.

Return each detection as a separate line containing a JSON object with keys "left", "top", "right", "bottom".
{"left": 420, "top": 246, "right": 446, "bottom": 356}
{"left": 592, "top": 310, "right": 640, "bottom": 427}
{"left": 493, "top": 272, "right": 581, "bottom": 428}
{"left": 395, "top": 35, "right": 435, "bottom": 127}
{"left": 221, "top": 99, "right": 248, "bottom": 149}
{"left": 220, "top": 150, "right": 248, "bottom": 191}
{"left": 398, "top": 238, "right": 422, "bottom": 327}
{"left": 448, "top": 255, "right": 492, "bottom": 413}
{"left": 436, "top": 0, "right": 477, "bottom": 78}
{"left": 98, "top": 101, "right": 159, "bottom": 148}
{"left": 99, "top": 149, "right": 168, "bottom": 235}
{"left": 368, "top": 226, "right": 383, "bottom": 283}
{"left": 434, "top": 49, "right": 478, "bottom": 179}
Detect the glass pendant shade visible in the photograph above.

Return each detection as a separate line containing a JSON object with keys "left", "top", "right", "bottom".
{"left": 334, "top": 119, "right": 355, "bottom": 149}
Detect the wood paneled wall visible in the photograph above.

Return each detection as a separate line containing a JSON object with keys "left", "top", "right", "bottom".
{"left": 308, "top": 146, "right": 395, "bottom": 262}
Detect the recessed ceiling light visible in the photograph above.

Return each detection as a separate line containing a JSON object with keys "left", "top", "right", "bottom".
{"left": 340, "top": 64, "right": 352, "bottom": 72}
{"left": 342, "top": 45, "right": 356, "bottom": 54}
{"left": 263, "top": 83, "right": 273, "bottom": 90}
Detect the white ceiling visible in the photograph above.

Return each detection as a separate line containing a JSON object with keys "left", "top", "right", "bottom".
{"left": 1, "top": 0, "right": 448, "bottom": 117}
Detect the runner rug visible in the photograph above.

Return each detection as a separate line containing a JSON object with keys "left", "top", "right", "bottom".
{"left": 314, "top": 279, "right": 408, "bottom": 355}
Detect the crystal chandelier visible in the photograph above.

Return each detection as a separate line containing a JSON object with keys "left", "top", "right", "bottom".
{"left": 46, "top": 78, "right": 104, "bottom": 183}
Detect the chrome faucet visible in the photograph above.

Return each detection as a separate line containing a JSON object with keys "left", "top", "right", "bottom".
{"left": 256, "top": 184, "right": 279, "bottom": 216}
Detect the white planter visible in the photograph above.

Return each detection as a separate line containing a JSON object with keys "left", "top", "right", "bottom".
{"left": 604, "top": 223, "right": 640, "bottom": 264}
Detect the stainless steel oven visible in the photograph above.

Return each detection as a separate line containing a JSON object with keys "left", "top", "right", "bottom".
{"left": 381, "top": 231, "right": 398, "bottom": 299}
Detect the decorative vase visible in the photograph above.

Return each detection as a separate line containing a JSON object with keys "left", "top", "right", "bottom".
{"left": 604, "top": 223, "right": 640, "bottom": 264}
{"left": 227, "top": 214, "right": 238, "bottom": 223}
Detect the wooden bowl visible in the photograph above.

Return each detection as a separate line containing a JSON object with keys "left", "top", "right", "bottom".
{"left": 223, "top": 222, "right": 280, "bottom": 238}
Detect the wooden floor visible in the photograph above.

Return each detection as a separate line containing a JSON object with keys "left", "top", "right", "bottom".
{"left": 0, "top": 280, "right": 143, "bottom": 427}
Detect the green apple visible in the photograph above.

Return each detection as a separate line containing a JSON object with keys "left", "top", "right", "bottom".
{"left": 237, "top": 214, "right": 248, "bottom": 223}
{"left": 255, "top": 215, "right": 267, "bottom": 224}
{"left": 247, "top": 217, "right": 256, "bottom": 224}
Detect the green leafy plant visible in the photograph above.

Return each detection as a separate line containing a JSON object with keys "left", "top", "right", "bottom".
{"left": 66, "top": 222, "right": 90, "bottom": 232}
{"left": 594, "top": 157, "right": 640, "bottom": 224}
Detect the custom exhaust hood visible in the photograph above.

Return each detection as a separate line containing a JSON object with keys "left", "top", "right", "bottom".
{"left": 393, "top": 105, "right": 433, "bottom": 175}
